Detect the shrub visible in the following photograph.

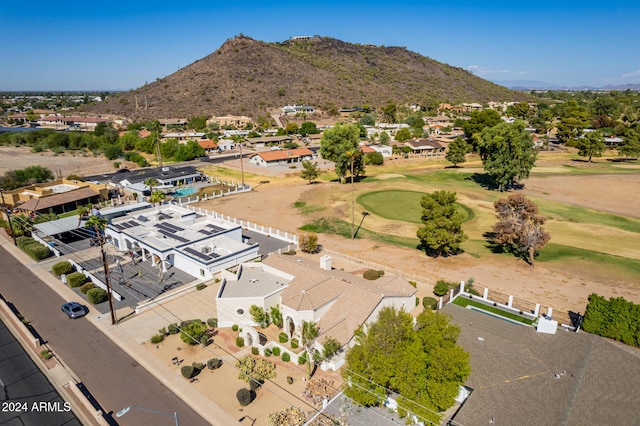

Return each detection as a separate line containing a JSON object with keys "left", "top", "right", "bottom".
{"left": 415, "top": 296, "right": 420, "bottom": 307}
{"left": 86, "top": 288, "right": 108, "bottom": 304}
{"left": 583, "top": 293, "right": 640, "bottom": 347}
{"left": 363, "top": 269, "right": 384, "bottom": 280}
{"left": 181, "top": 365, "right": 195, "bottom": 379}
{"left": 264, "top": 348, "right": 272, "bottom": 357}
{"left": 287, "top": 376, "right": 294, "bottom": 384}
{"left": 433, "top": 280, "right": 451, "bottom": 296}
{"left": 158, "top": 327, "right": 167, "bottom": 336}
{"left": 192, "top": 361, "right": 205, "bottom": 372}
{"left": 236, "top": 336, "right": 245, "bottom": 347}
{"left": 290, "top": 338, "right": 299, "bottom": 349}
{"left": 168, "top": 323, "right": 179, "bottom": 334}
{"left": 40, "top": 349, "right": 53, "bottom": 360}
{"left": 22, "top": 241, "right": 51, "bottom": 260}
{"left": 232, "top": 324, "right": 239, "bottom": 332}
{"left": 249, "top": 378, "right": 262, "bottom": 391}
{"left": 272, "top": 347, "right": 281, "bottom": 356}
{"left": 408, "top": 280, "right": 417, "bottom": 288}
{"left": 151, "top": 334, "right": 164, "bottom": 344}
{"left": 17, "top": 236, "right": 35, "bottom": 249}
{"left": 236, "top": 388, "right": 256, "bottom": 406}
{"left": 423, "top": 297, "right": 438, "bottom": 310}
{"left": 206, "top": 318, "right": 218, "bottom": 328}
{"left": 67, "top": 272, "right": 88, "bottom": 288}
{"left": 52, "top": 261, "right": 73, "bottom": 276}
{"left": 279, "top": 332, "right": 289, "bottom": 343}
{"left": 78, "top": 282, "right": 95, "bottom": 294}
{"left": 196, "top": 283, "right": 206, "bottom": 290}
{"left": 282, "top": 352, "right": 291, "bottom": 362}
{"left": 298, "top": 353, "right": 307, "bottom": 365}
{"left": 207, "top": 358, "right": 223, "bottom": 370}
{"left": 252, "top": 347, "right": 260, "bottom": 355}
{"left": 200, "top": 336, "right": 209, "bottom": 346}
{"left": 180, "top": 321, "right": 207, "bottom": 345}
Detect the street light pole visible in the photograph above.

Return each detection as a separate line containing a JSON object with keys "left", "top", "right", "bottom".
{"left": 0, "top": 189, "right": 17, "bottom": 246}
{"left": 116, "top": 405, "right": 179, "bottom": 426}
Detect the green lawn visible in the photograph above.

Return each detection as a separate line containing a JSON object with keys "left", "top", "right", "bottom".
{"left": 452, "top": 296, "right": 535, "bottom": 325}
{"left": 356, "top": 190, "right": 474, "bottom": 224}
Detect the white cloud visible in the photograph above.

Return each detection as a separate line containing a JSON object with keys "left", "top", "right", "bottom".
{"left": 467, "top": 65, "right": 526, "bottom": 76}
{"left": 622, "top": 69, "right": 640, "bottom": 78}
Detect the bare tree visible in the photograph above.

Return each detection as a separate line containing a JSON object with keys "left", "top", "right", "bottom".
{"left": 492, "top": 194, "right": 550, "bottom": 267}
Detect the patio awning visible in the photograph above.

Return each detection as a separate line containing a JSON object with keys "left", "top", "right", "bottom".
{"left": 33, "top": 216, "right": 84, "bottom": 236}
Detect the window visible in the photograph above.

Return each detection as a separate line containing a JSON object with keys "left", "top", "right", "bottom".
{"left": 200, "top": 268, "right": 205, "bottom": 277}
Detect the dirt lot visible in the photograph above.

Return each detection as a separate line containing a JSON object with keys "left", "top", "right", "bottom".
{"left": 0, "top": 146, "right": 126, "bottom": 176}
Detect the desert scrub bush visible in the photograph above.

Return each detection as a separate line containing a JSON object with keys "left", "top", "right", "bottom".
{"left": 86, "top": 288, "right": 108, "bottom": 304}
{"left": 282, "top": 352, "right": 291, "bottom": 362}
{"left": 21, "top": 240, "right": 50, "bottom": 260}
{"left": 67, "top": 272, "right": 88, "bottom": 288}
{"left": 363, "top": 269, "right": 384, "bottom": 280}
{"left": 150, "top": 334, "right": 165, "bottom": 344}
{"left": 180, "top": 321, "right": 207, "bottom": 345}
{"left": 279, "top": 332, "right": 288, "bottom": 343}
{"left": 423, "top": 297, "right": 438, "bottom": 310}
{"left": 236, "top": 388, "right": 256, "bottom": 406}
{"left": 232, "top": 324, "right": 239, "bottom": 332}
{"left": 168, "top": 323, "right": 179, "bottom": 334}
{"left": 40, "top": 349, "right": 53, "bottom": 360}
{"left": 207, "top": 358, "right": 222, "bottom": 370}
{"left": 290, "top": 338, "right": 299, "bottom": 349}
{"left": 433, "top": 279, "right": 451, "bottom": 296}
{"left": 236, "top": 336, "right": 245, "bottom": 347}
{"left": 181, "top": 365, "right": 195, "bottom": 379}
{"left": 206, "top": 318, "right": 218, "bottom": 328}
{"left": 264, "top": 348, "right": 272, "bottom": 357}
{"left": 251, "top": 347, "right": 260, "bottom": 355}
{"left": 52, "top": 261, "right": 73, "bottom": 276}
{"left": 272, "top": 347, "right": 281, "bottom": 356}
{"left": 298, "top": 352, "right": 307, "bottom": 365}
{"left": 196, "top": 283, "right": 206, "bottom": 290}
{"left": 79, "top": 282, "right": 96, "bottom": 294}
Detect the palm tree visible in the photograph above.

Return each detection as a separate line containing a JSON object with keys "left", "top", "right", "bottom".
{"left": 143, "top": 178, "right": 159, "bottom": 193}
{"left": 149, "top": 190, "right": 166, "bottom": 205}
{"left": 84, "top": 214, "right": 107, "bottom": 235}
{"left": 76, "top": 204, "right": 91, "bottom": 227}
{"left": 301, "top": 320, "right": 320, "bottom": 379}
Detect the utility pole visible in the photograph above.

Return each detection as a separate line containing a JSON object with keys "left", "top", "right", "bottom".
{"left": 0, "top": 189, "right": 17, "bottom": 246}
{"left": 95, "top": 224, "right": 117, "bottom": 325}
{"left": 239, "top": 141, "right": 245, "bottom": 188}
{"left": 350, "top": 154, "right": 355, "bottom": 239}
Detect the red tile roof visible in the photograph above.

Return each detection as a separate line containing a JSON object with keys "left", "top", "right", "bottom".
{"left": 198, "top": 139, "right": 218, "bottom": 149}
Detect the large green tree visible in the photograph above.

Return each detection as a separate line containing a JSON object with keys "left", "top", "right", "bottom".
{"left": 299, "top": 121, "right": 319, "bottom": 135}
{"left": 576, "top": 130, "right": 605, "bottom": 162}
{"left": 343, "top": 307, "right": 470, "bottom": 424}
{"left": 445, "top": 137, "right": 469, "bottom": 167}
{"left": 554, "top": 100, "right": 591, "bottom": 144}
{"left": 478, "top": 120, "right": 537, "bottom": 191}
{"left": 462, "top": 109, "right": 502, "bottom": 143}
{"left": 300, "top": 160, "right": 320, "bottom": 184}
{"left": 617, "top": 129, "right": 640, "bottom": 160}
{"left": 319, "top": 123, "right": 365, "bottom": 181}
{"left": 416, "top": 190, "right": 467, "bottom": 257}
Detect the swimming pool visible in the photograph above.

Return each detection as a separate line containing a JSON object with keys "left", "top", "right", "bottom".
{"left": 173, "top": 187, "right": 197, "bottom": 197}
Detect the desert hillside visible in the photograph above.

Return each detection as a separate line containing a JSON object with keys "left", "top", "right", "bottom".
{"left": 83, "top": 35, "right": 528, "bottom": 120}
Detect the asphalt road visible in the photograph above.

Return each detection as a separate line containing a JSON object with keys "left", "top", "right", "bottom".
{"left": 0, "top": 318, "right": 82, "bottom": 426}
{"left": 0, "top": 246, "right": 210, "bottom": 426}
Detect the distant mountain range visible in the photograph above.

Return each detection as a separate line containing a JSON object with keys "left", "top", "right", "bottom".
{"left": 82, "top": 35, "right": 528, "bottom": 120}
{"left": 492, "top": 80, "right": 640, "bottom": 91}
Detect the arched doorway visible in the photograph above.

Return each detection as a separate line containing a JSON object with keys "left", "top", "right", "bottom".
{"left": 286, "top": 317, "right": 295, "bottom": 338}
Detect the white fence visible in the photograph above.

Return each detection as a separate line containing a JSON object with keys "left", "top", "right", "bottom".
{"left": 184, "top": 205, "right": 298, "bottom": 245}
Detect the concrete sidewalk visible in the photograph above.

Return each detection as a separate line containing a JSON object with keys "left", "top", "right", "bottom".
{"left": 1, "top": 236, "right": 239, "bottom": 425}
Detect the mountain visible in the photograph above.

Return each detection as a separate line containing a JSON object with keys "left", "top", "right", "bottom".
{"left": 83, "top": 35, "right": 528, "bottom": 120}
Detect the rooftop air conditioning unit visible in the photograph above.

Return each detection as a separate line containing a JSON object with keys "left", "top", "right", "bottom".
{"left": 201, "top": 246, "right": 211, "bottom": 254}
{"left": 162, "top": 167, "right": 169, "bottom": 172}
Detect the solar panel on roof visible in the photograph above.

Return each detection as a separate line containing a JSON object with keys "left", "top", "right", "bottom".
{"left": 137, "top": 216, "right": 148, "bottom": 222}
{"left": 184, "top": 246, "right": 211, "bottom": 261}
{"left": 198, "top": 229, "right": 211, "bottom": 235}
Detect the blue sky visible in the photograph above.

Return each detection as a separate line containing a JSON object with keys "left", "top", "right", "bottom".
{"left": 1, "top": 0, "right": 638, "bottom": 91}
